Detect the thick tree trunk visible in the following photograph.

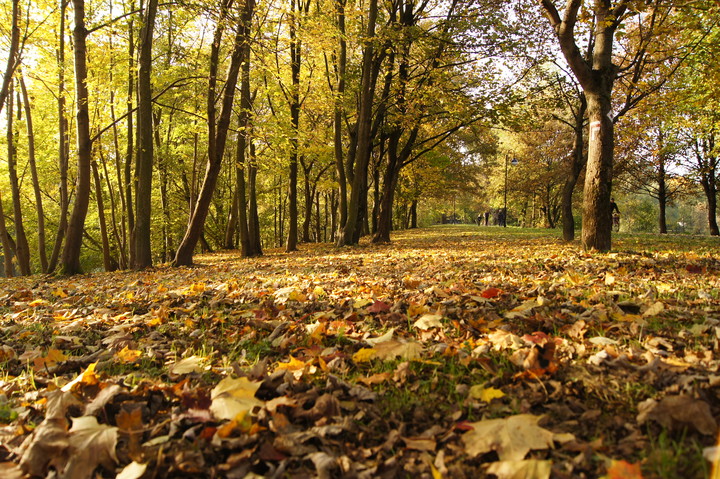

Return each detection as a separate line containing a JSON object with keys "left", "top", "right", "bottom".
{"left": 337, "top": 0, "right": 378, "bottom": 246}
{"left": 61, "top": 0, "right": 93, "bottom": 275}
{"left": 173, "top": 0, "right": 247, "bottom": 266}
{"left": 7, "top": 81, "right": 32, "bottom": 275}
{"left": 701, "top": 174, "right": 719, "bottom": 236}
{"left": 581, "top": 92, "right": 614, "bottom": 251}
{"left": 125, "top": 1, "right": 136, "bottom": 267}
{"left": 133, "top": 0, "right": 159, "bottom": 269}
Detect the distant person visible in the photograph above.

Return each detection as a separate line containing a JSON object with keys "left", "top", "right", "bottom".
{"left": 476, "top": 214, "right": 483, "bottom": 226}
{"left": 611, "top": 198, "right": 620, "bottom": 231}
{"left": 484, "top": 211, "right": 490, "bottom": 226}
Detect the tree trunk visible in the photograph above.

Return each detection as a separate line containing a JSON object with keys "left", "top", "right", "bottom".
{"left": 92, "top": 161, "right": 114, "bottom": 271}
{"left": 561, "top": 94, "right": 587, "bottom": 242}
{"left": 333, "top": 0, "right": 348, "bottom": 235}
{"left": 337, "top": 0, "right": 378, "bottom": 246}
{"left": 173, "top": 0, "right": 248, "bottom": 266}
{"left": 61, "top": 0, "right": 94, "bottom": 275}
{"left": 701, "top": 171, "right": 719, "bottom": 236}
{"left": 20, "top": 75, "right": 48, "bottom": 272}
{"left": 0, "top": 192, "right": 15, "bottom": 277}
{"left": 7, "top": 80, "right": 32, "bottom": 275}
{"left": 0, "top": 0, "right": 20, "bottom": 119}
{"left": 133, "top": 0, "right": 158, "bottom": 269}
{"left": 248, "top": 143, "right": 262, "bottom": 255}
{"left": 48, "top": 0, "right": 70, "bottom": 274}
{"left": 125, "top": 0, "right": 136, "bottom": 266}
{"left": 657, "top": 156, "right": 668, "bottom": 234}
{"left": 581, "top": 91, "right": 614, "bottom": 251}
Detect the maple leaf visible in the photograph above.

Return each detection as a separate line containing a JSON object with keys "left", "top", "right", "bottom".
{"left": 373, "top": 340, "right": 424, "bottom": 361}
{"left": 352, "top": 348, "right": 377, "bottom": 363}
{"left": 115, "top": 346, "right": 142, "bottom": 363}
{"left": 462, "top": 414, "right": 567, "bottom": 461}
{"left": 481, "top": 287, "right": 502, "bottom": 299}
{"left": 62, "top": 362, "right": 99, "bottom": 392}
{"left": 168, "top": 355, "right": 207, "bottom": 375}
{"left": 469, "top": 385, "right": 505, "bottom": 402}
{"left": 210, "top": 377, "right": 265, "bottom": 420}
{"left": 60, "top": 416, "right": 119, "bottom": 479}
{"left": 637, "top": 395, "right": 718, "bottom": 436}
{"left": 367, "top": 300, "right": 391, "bottom": 313}
{"left": 486, "top": 459, "right": 552, "bottom": 479}
{"left": 32, "top": 348, "right": 67, "bottom": 373}
{"left": 116, "top": 461, "right": 147, "bottom": 479}
{"left": 604, "top": 459, "right": 643, "bottom": 479}
{"left": 413, "top": 313, "right": 443, "bottom": 330}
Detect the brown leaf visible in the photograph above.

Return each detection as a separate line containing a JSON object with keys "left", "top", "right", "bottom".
{"left": 62, "top": 416, "right": 119, "bottom": 479}
{"left": 462, "top": 414, "right": 560, "bottom": 461}
{"left": 637, "top": 395, "right": 718, "bottom": 436}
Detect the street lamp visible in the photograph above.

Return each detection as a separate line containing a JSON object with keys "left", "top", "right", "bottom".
{"left": 503, "top": 155, "right": 519, "bottom": 227}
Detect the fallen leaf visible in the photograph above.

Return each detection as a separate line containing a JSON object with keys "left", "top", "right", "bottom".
{"left": 115, "top": 346, "right": 142, "bottom": 363}
{"left": 365, "top": 328, "right": 395, "bottom": 346}
{"left": 374, "top": 340, "right": 423, "bottom": 361}
{"left": 462, "top": 414, "right": 560, "bottom": 461}
{"left": 469, "top": 385, "right": 505, "bottom": 402}
{"left": 414, "top": 313, "right": 443, "bottom": 330}
{"left": 486, "top": 459, "right": 552, "bottom": 479}
{"left": 637, "top": 395, "right": 718, "bottom": 436}
{"left": 116, "top": 461, "right": 147, "bottom": 479}
{"left": 481, "top": 287, "right": 502, "bottom": 299}
{"left": 63, "top": 416, "right": 119, "bottom": 479}
{"left": 210, "top": 377, "right": 264, "bottom": 420}
{"left": 605, "top": 459, "right": 643, "bottom": 479}
{"left": 169, "top": 355, "right": 206, "bottom": 375}
{"left": 352, "top": 348, "right": 377, "bottom": 363}
{"left": 367, "top": 300, "right": 391, "bottom": 313}
{"left": 61, "top": 362, "right": 99, "bottom": 392}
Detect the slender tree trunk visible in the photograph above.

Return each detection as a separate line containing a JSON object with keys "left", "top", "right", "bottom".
{"left": 60, "top": 0, "right": 94, "bottom": 275}
{"left": 333, "top": 0, "right": 348, "bottom": 234}
{"left": 48, "top": 0, "right": 70, "bottom": 273}
{"left": 133, "top": 0, "right": 158, "bottom": 269}
{"left": 173, "top": 0, "right": 248, "bottom": 266}
{"left": 562, "top": 94, "right": 587, "bottom": 241}
{"left": 248, "top": 143, "right": 262, "bottom": 255}
{"left": 0, "top": 192, "right": 15, "bottom": 277}
{"left": 6, "top": 80, "right": 31, "bottom": 275}
{"left": 92, "top": 161, "right": 114, "bottom": 271}
{"left": 126, "top": 0, "right": 136, "bottom": 266}
{"left": 0, "top": 0, "right": 20, "bottom": 118}
{"left": 657, "top": 156, "right": 668, "bottom": 234}
{"left": 20, "top": 75, "right": 48, "bottom": 272}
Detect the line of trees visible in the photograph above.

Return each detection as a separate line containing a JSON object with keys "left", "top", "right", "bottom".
{"left": 0, "top": 0, "right": 718, "bottom": 276}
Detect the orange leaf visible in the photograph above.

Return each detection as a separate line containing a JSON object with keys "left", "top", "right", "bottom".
{"left": 606, "top": 459, "right": 643, "bottom": 479}
{"left": 481, "top": 287, "right": 502, "bottom": 299}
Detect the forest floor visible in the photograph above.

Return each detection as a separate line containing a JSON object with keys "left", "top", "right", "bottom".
{"left": 0, "top": 225, "right": 719, "bottom": 479}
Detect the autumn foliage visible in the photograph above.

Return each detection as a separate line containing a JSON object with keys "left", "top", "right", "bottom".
{"left": 0, "top": 226, "right": 718, "bottom": 478}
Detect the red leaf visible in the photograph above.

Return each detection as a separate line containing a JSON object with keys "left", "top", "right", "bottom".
{"left": 481, "top": 287, "right": 502, "bottom": 299}
{"left": 368, "top": 300, "right": 391, "bottom": 313}
{"left": 606, "top": 459, "right": 643, "bottom": 479}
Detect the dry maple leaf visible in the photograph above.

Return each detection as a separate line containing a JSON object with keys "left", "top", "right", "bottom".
{"left": 462, "top": 414, "right": 567, "bottom": 461}
{"left": 486, "top": 459, "right": 552, "bottom": 479}
{"left": 604, "top": 459, "right": 643, "bottom": 479}
{"left": 637, "top": 395, "right": 718, "bottom": 436}
{"left": 62, "top": 416, "right": 119, "bottom": 479}
{"left": 210, "top": 377, "right": 265, "bottom": 420}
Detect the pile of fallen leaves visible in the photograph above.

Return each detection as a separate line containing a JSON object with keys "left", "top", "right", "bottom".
{"left": 0, "top": 226, "right": 719, "bottom": 478}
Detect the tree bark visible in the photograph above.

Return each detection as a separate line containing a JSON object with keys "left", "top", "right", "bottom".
{"left": 48, "top": 0, "right": 71, "bottom": 273}
{"left": 540, "top": 0, "right": 627, "bottom": 252}
{"left": 0, "top": 0, "right": 20, "bottom": 119}
{"left": 92, "top": 161, "right": 114, "bottom": 271}
{"left": 60, "top": 0, "right": 94, "bottom": 275}
{"left": 0, "top": 192, "right": 15, "bottom": 277}
{"left": 20, "top": 75, "right": 48, "bottom": 272}
{"left": 6, "top": 80, "right": 31, "bottom": 275}
{"left": 561, "top": 93, "right": 586, "bottom": 242}
{"left": 133, "top": 0, "right": 159, "bottom": 269}
{"left": 173, "top": 0, "right": 249, "bottom": 266}
{"left": 337, "top": 0, "right": 379, "bottom": 246}
{"left": 333, "top": 0, "right": 348, "bottom": 236}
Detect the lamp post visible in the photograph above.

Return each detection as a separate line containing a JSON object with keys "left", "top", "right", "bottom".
{"left": 503, "top": 155, "right": 518, "bottom": 227}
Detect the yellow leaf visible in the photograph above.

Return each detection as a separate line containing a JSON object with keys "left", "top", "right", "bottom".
{"left": 275, "top": 356, "right": 306, "bottom": 371}
{"left": 353, "top": 348, "right": 378, "bottom": 363}
{"left": 115, "top": 346, "right": 142, "bottom": 364}
{"left": 169, "top": 356, "right": 206, "bottom": 375}
{"left": 52, "top": 288, "right": 68, "bottom": 298}
{"left": 469, "top": 385, "right": 505, "bottom": 402}
{"left": 28, "top": 299, "right": 48, "bottom": 307}
{"left": 62, "top": 362, "right": 99, "bottom": 392}
{"left": 210, "top": 377, "right": 264, "bottom": 420}
{"left": 487, "top": 459, "right": 552, "bottom": 479}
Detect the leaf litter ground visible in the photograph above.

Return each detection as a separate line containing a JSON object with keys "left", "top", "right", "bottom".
{"left": 1, "top": 225, "right": 719, "bottom": 478}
